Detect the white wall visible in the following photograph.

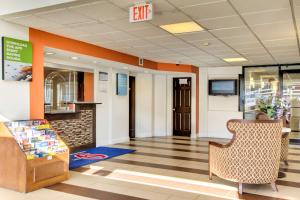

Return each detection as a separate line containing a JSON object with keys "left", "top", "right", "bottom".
{"left": 153, "top": 75, "right": 167, "bottom": 136}
{"left": 0, "top": 20, "right": 30, "bottom": 121}
{"left": 199, "top": 66, "right": 243, "bottom": 139}
{"left": 135, "top": 72, "right": 196, "bottom": 138}
{"left": 136, "top": 73, "right": 153, "bottom": 137}
{"left": 95, "top": 66, "right": 129, "bottom": 145}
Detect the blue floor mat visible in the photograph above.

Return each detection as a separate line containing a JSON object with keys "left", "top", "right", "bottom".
{"left": 69, "top": 146, "right": 135, "bottom": 170}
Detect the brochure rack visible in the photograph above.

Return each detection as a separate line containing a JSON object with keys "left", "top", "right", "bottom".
{"left": 0, "top": 120, "right": 69, "bottom": 193}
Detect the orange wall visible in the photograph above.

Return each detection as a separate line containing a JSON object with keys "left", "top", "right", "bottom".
{"left": 84, "top": 72, "right": 94, "bottom": 102}
{"left": 29, "top": 28, "right": 199, "bottom": 134}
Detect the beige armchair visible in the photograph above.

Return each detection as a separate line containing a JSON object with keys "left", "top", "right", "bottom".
{"left": 209, "top": 119, "right": 282, "bottom": 194}
{"left": 256, "top": 112, "right": 289, "bottom": 165}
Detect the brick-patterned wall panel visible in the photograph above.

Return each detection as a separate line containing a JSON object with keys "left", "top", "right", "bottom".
{"left": 50, "top": 109, "right": 94, "bottom": 148}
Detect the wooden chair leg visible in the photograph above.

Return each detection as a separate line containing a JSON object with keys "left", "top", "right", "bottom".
{"left": 238, "top": 183, "right": 243, "bottom": 195}
{"left": 209, "top": 171, "right": 212, "bottom": 180}
{"left": 271, "top": 182, "right": 278, "bottom": 192}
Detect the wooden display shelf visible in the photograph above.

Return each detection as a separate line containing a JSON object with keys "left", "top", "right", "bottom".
{"left": 0, "top": 123, "right": 69, "bottom": 193}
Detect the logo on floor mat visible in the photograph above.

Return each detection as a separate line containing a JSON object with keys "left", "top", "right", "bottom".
{"left": 73, "top": 152, "right": 108, "bottom": 160}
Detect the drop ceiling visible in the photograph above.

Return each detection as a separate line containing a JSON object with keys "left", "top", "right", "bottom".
{"left": 2, "top": 0, "right": 300, "bottom": 67}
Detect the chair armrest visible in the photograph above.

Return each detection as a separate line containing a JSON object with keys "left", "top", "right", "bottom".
{"left": 209, "top": 141, "right": 226, "bottom": 148}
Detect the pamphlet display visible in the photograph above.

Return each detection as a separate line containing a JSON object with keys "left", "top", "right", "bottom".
{"left": 5, "top": 120, "right": 68, "bottom": 160}
{"left": 0, "top": 120, "right": 69, "bottom": 193}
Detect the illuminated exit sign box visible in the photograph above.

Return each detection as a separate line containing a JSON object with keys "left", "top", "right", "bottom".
{"left": 129, "top": 2, "right": 153, "bottom": 23}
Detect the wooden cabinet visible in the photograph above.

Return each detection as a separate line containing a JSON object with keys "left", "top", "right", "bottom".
{"left": 0, "top": 122, "right": 69, "bottom": 193}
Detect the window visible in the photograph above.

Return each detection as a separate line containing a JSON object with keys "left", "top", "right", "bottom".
{"left": 244, "top": 67, "right": 279, "bottom": 119}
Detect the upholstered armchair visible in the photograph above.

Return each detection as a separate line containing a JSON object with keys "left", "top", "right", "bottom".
{"left": 209, "top": 119, "right": 282, "bottom": 194}
{"left": 256, "top": 112, "right": 289, "bottom": 165}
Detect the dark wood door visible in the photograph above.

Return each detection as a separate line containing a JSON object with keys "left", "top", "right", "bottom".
{"left": 129, "top": 76, "right": 136, "bottom": 138}
{"left": 173, "top": 78, "right": 191, "bottom": 136}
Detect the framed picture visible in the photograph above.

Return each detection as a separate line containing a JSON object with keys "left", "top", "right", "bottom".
{"left": 99, "top": 71, "right": 108, "bottom": 81}
{"left": 116, "top": 73, "right": 127, "bottom": 96}
{"left": 2, "top": 37, "right": 33, "bottom": 81}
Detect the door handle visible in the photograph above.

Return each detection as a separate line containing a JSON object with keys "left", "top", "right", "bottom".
{"left": 172, "top": 108, "right": 175, "bottom": 111}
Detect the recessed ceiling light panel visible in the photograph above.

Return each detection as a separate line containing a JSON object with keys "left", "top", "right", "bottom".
{"left": 223, "top": 57, "right": 247, "bottom": 62}
{"left": 45, "top": 52, "right": 55, "bottom": 55}
{"left": 160, "top": 21, "right": 204, "bottom": 34}
{"left": 71, "top": 56, "right": 79, "bottom": 60}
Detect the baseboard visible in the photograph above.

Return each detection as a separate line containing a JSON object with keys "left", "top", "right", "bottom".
{"left": 111, "top": 137, "right": 130, "bottom": 144}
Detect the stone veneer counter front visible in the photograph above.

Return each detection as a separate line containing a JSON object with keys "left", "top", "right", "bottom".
{"left": 45, "top": 103, "right": 100, "bottom": 152}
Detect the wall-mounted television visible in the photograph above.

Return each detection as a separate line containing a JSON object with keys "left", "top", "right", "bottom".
{"left": 209, "top": 79, "right": 237, "bottom": 96}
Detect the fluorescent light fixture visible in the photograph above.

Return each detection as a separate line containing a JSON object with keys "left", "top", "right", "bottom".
{"left": 223, "top": 57, "right": 247, "bottom": 62}
{"left": 71, "top": 56, "right": 79, "bottom": 60}
{"left": 45, "top": 52, "right": 55, "bottom": 55}
{"left": 160, "top": 21, "right": 203, "bottom": 34}
{"left": 93, "top": 61, "right": 97, "bottom": 64}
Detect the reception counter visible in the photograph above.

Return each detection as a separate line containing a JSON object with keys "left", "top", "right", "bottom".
{"left": 45, "top": 102, "right": 101, "bottom": 152}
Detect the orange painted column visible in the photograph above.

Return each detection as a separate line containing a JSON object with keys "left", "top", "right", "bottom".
{"left": 29, "top": 33, "right": 44, "bottom": 119}
{"left": 84, "top": 72, "right": 94, "bottom": 102}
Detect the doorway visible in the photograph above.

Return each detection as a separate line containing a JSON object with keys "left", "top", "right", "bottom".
{"left": 173, "top": 77, "right": 192, "bottom": 136}
{"left": 129, "top": 76, "right": 136, "bottom": 138}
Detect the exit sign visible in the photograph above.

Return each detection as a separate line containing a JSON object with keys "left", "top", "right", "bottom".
{"left": 129, "top": 2, "right": 153, "bottom": 23}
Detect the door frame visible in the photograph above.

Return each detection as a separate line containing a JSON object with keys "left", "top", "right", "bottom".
{"left": 167, "top": 74, "right": 196, "bottom": 138}
{"left": 129, "top": 76, "right": 136, "bottom": 138}
{"left": 172, "top": 77, "right": 192, "bottom": 136}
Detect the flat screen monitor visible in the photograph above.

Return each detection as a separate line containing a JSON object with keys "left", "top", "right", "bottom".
{"left": 209, "top": 79, "right": 237, "bottom": 96}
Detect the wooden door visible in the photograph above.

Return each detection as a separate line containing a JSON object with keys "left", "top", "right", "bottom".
{"left": 129, "top": 76, "right": 136, "bottom": 138}
{"left": 173, "top": 78, "right": 191, "bottom": 136}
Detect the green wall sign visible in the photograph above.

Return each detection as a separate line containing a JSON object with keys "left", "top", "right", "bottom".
{"left": 2, "top": 37, "right": 33, "bottom": 81}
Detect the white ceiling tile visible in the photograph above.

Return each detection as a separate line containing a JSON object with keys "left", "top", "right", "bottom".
{"left": 275, "top": 56, "right": 300, "bottom": 63}
{"left": 159, "top": 41, "right": 193, "bottom": 49}
{"left": 168, "top": 0, "right": 225, "bottom": 8}
{"left": 47, "top": 27, "right": 87, "bottom": 37}
{"left": 151, "top": 11, "right": 190, "bottom": 26}
{"left": 230, "top": 0, "right": 290, "bottom": 14}
{"left": 69, "top": 1, "right": 127, "bottom": 21}
{"left": 128, "top": 27, "right": 170, "bottom": 38}
{"left": 238, "top": 47, "right": 267, "bottom": 54}
{"left": 271, "top": 50, "right": 299, "bottom": 57}
{"left": 75, "top": 34, "right": 113, "bottom": 43}
{"left": 262, "top": 37, "right": 297, "bottom": 48}
{"left": 146, "top": 35, "right": 182, "bottom": 44}
{"left": 108, "top": 18, "right": 153, "bottom": 31}
{"left": 35, "top": 8, "right": 92, "bottom": 25}
{"left": 210, "top": 26, "right": 252, "bottom": 38}
{"left": 242, "top": 8, "right": 292, "bottom": 26}
{"left": 68, "top": 21, "right": 116, "bottom": 34}
{"left": 229, "top": 42, "right": 263, "bottom": 50}
{"left": 220, "top": 35, "right": 259, "bottom": 44}
{"left": 251, "top": 21, "right": 296, "bottom": 40}
{"left": 197, "top": 15, "right": 245, "bottom": 30}
{"left": 99, "top": 31, "right": 136, "bottom": 41}
{"left": 7, "top": 15, "right": 63, "bottom": 29}
{"left": 181, "top": 1, "right": 235, "bottom": 20}
{"left": 176, "top": 31, "right": 215, "bottom": 42}
{"left": 267, "top": 45, "right": 299, "bottom": 52}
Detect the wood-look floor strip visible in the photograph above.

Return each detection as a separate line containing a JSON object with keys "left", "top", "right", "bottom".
{"left": 131, "top": 151, "right": 300, "bottom": 174}
{"left": 47, "top": 183, "right": 146, "bottom": 200}
{"left": 72, "top": 167, "right": 286, "bottom": 200}
{"left": 131, "top": 138, "right": 300, "bottom": 156}
{"left": 105, "top": 158, "right": 300, "bottom": 190}
{"left": 118, "top": 143, "right": 300, "bottom": 164}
